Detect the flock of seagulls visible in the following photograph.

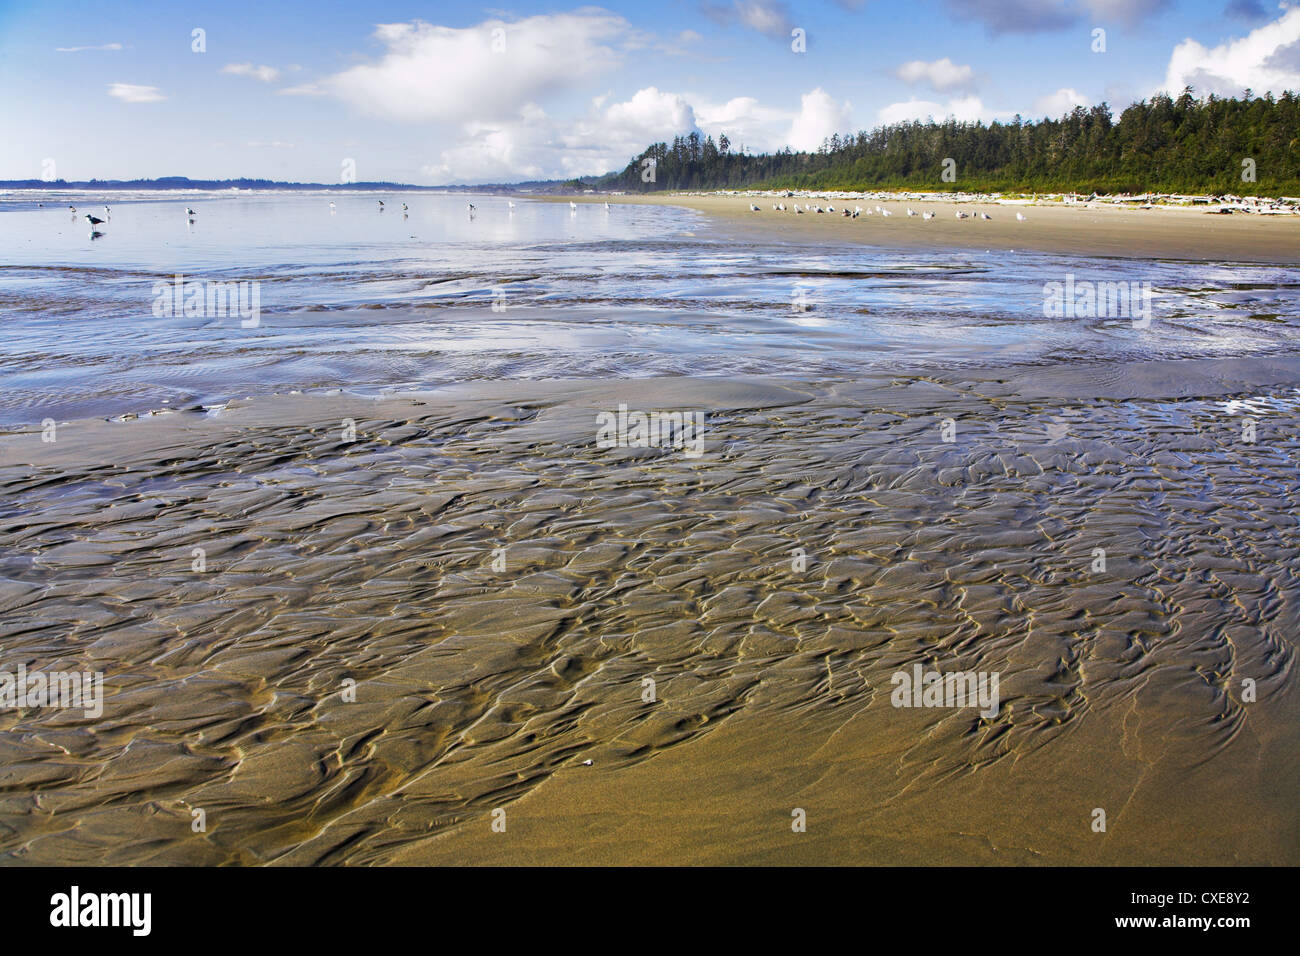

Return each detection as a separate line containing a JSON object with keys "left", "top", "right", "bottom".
{"left": 753, "top": 199, "right": 1023, "bottom": 223}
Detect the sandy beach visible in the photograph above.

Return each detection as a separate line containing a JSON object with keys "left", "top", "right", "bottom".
{"left": 552, "top": 192, "right": 1300, "bottom": 263}
{"left": 3, "top": 353, "right": 1297, "bottom": 865}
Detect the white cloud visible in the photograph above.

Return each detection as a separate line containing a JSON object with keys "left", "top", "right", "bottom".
{"left": 222, "top": 62, "right": 281, "bottom": 83}
{"left": 107, "top": 83, "right": 164, "bottom": 103}
{"left": 1162, "top": 6, "right": 1300, "bottom": 96}
{"left": 277, "top": 83, "right": 326, "bottom": 96}
{"left": 896, "top": 57, "right": 977, "bottom": 93}
{"left": 56, "top": 43, "right": 122, "bottom": 53}
{"left": 788, "top": 88, "right": 852, "bottom": 151}
{"left": 878, "top": 95, "right": 1004, "bottom": 125}
{"left": 422, "top": 86, "right": 704, "bottom": 184}
{"left": 702, "top": 1, "right": 794, "bottom": 40}
{"left": 321, "top": 12, "right": 637, "bottom": 123}
{"left": 420, "top": 85, "right": 846, "bottom": 183}
{"left": 599, "top": 87, "right": 698, "bottom": 144}
{"left": 1033, "top": 87, "right": 1090, "bottom": 116}
{"left": 695, "top": 95, "right": 793, "bottom": 153}
{"left": 735, "top": 1, "right": 793, "bottom": 38}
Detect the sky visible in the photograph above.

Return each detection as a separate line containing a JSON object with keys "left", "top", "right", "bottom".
{"left": 2, "top": 0, "right": 1298, "bottom": 184}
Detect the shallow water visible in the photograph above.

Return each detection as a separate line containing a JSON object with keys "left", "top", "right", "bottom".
{"left": 1, "top": 190, "right": 1298, "bottom": 426}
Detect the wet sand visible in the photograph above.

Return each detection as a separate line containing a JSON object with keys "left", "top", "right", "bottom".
{"left": 553, "top": 193, "right": 1300, "bottom": 263}
{"left": 2, "top": 357, "right": 1297, "bottom": 865}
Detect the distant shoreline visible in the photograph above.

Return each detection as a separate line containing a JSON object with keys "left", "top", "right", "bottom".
{"left": 539, "top": 190, "right": 1300, "bottom": 263}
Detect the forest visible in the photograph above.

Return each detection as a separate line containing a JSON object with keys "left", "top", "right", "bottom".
{"left": 587, "top": 90, "right": 1300, "bottom": 196}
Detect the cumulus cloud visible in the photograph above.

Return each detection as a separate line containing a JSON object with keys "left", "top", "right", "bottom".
{"left": 945, "top": 0, "right": 1169, "bottom": 34}
{"left": 878, "top": 95, "right": 1005, "bottom": 125}
{"left": 421, "top": 85, "right": 850, "bottom": 183}
{"left": 695, "top": 95, "right": 793, "bottom": 153}
{"left": 1162, "top": 5, "right": 1300, "bottom": 96}
{"left": 423, "top": 87, "right": 702, "bottom": 184}
{"left": 107, "top": 83, "right": 164, "bottom": 103}
{"left": 1034, "top": 87, "right": 1090, "bottom": 116}
{"left": 56, "top": 43, "right": 122, "bottom": 52}
{"left": 222, "top": 62, "right": 281, "bottom": 82}
{"left": 896, "top": 57, "right": 977, "bottom": 93}
{"left": 321, "top": 12, "right": 636, "bottom": 123}
{"left": 788, "top": 88, "right": 853, "bottom": 151}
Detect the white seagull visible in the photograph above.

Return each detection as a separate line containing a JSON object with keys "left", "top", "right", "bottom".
{"left": 907, "top": 208, "right": 917, "bottom": 217}
{"left": 922, "top": 211, "right": 935, "bottom": 220}
{"left": 1015, "top": 211, "right": 1027, "bottom": 221}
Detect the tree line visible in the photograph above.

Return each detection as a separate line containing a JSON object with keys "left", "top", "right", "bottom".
{"left": 585, "top": 90, "right": 1300, "bottom": 196}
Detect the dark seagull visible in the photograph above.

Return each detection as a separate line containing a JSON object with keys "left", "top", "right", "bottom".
{"left": 84, "top": 213, "right": 105, "bottom": 226}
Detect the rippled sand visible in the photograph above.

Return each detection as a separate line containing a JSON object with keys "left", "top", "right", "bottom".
{"left": 1, "top": 359, "right": 1297, "bottom": 865}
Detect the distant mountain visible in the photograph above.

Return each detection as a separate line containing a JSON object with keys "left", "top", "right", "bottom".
{"left": 0, "top": 176, "right": 579, "bottom": 192}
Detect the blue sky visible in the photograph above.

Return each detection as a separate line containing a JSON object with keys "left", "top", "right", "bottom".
{"left": 2, "top": 0, "right": 1297, "bottom": 183}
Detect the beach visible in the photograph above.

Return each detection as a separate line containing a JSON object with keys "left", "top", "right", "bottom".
{"left": 3, "top": 349, "right": 1299, "bottom": 864}
{"left": 0, "top": 191, "right": 1298, "bottom": 865}
{"left": 555, "top": 191, "right": 1300, "bottom": 263}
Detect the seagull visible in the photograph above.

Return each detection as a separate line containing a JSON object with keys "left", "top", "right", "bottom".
{"left": 186, "top": 207, "right": 197, "bottom": 216}
{"left": 956, "top": 211, "right": 969, "bottom": 219}
{"left": 377, "top": 201, "right": 385, "bottom": 209}
{"left": 84, "top": 213, "right": 105, "bottom": 225}
{"left": 980, "top": 212, "right": 992, "bottom": 220}
{"left": 467, "top": 202, "right": 476, "bottom": 211}
{"left": 750, "top": 203, "right": 760, "bottom": 211}
{"left": 922, "top": 211, "right": 935, "bottom": 220}
{"left": 881, "top": 208, "right": 893, "bottom": 217}
{"left": 402, "top": 203, "right": 408, "bottom": 211}
{"left": 1015, "top": 211, "right": 1027, "bottom": 221}
{"left": 907, "top": 208, "right": 917, "bottom": 217}
{"left": 103, "top": 205, "right": 111, "bottom": 216}
{"left": 508, "top": 201, "right": 516, "bottom": 210}
{"left": 68, "top": 205, "right": 76, "bottom": 212}
{"left": 604, "top": 202, "right": 611, "bottom": 211}
{"left": 794, "top": 205, "right": 805, "bottom": 214}
{"left": 569, "top": 201, "right": 577, "bottom": 211}
{"left": 827, "top": 205, "right": 835, "bottom": 212}
{"left": 875, "top": 205, "right": 883, "bottom": 214}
